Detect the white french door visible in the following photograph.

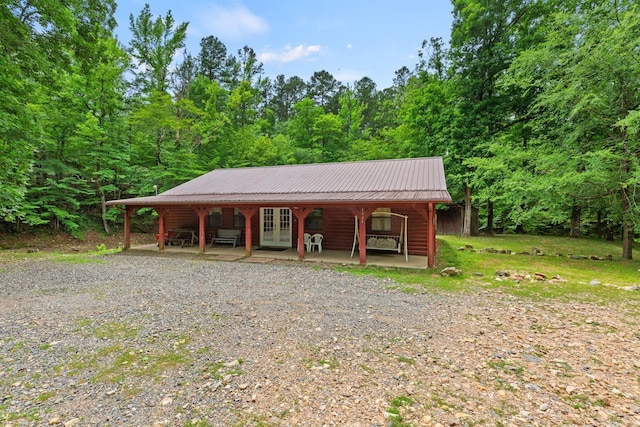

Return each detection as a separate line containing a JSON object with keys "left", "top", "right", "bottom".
{"left": 259, "top": 208, "right": 292, "bottom": 247}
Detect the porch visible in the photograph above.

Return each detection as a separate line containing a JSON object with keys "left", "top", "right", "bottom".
{"left": 128, "top": 243, "right": 429, "bottom": 269}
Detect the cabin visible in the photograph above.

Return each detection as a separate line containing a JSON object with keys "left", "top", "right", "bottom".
{"left": 106, "top": 157, "right": 452, "bottom": 268}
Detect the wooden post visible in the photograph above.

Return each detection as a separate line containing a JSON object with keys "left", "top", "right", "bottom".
{"left": 155, "top": 207, "right": 169, "bottom": 251}
{"left": 239, "top": 207, "right": 258, "bottom": 257}
{"left": 123, "top": 206, "right": 137, "bottom": 250}
{"left": 350, "top": 207, "right": 375, "bottom": 266}
{"left": 292, "top": 207, "right": 312, "bottom": 261}
{"left": 193, "top": 206, "right": 211, "bottom": 253}
{"left": 427, "top": 203, "right": 436, "bottom": 268}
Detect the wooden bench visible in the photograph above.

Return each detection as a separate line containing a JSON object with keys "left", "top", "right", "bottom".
{"left": 210, "top": 229, "right": 241, "bottom": 248}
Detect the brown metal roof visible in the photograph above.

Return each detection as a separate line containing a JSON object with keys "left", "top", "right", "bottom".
{"left": 107, "top": 157, "right": 451, "bottom": 206}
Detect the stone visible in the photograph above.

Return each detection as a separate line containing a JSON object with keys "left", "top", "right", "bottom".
{"left": 161, "top": 397, "right": 173, "bottom": 406}
{"left": 64, "top": 419, "right": 80, "bottom": 427}
{"left": 589, "top": 280, "right": 601, "bottom": 286}
{"left": 440, "top": 267, "right": 462, "bottom": 277}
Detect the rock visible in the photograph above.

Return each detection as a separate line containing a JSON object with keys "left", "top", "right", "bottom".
{"left": 440, "top": 267, "right": 462, "bottom": 277}
{"left": 522, "top": 354, "right": 541, "bottom": 363}
{"left": 161, "top": 397, "right": 173, "bottom": 406}
{"left": 589, "top": 280, "right": 601, "bottom": 286}
{"left": 473, "top": 272, "right": 484, "bottom": 277}
{"left": 590, "top": 255, "right": 603, "bottom": 261}
{"left": 64, "top": 419, "right": 80, "bottom": 427}
{"left": 49, "top": 416, "right": 62, "bottom": 425}
{"left": 534, "top": 272, "right": 547, "bottom": 281}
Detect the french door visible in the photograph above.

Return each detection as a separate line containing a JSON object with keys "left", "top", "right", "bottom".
{"left": 259, "top": 208, "right": 292, "bottom": 247}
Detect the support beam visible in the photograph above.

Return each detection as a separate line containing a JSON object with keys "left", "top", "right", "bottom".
{"left": 350, "top": 207, "right": 376, "bottom": 266}
{"left": 291, "top": 207, "right": 313, "bottom": 261}
{"left": 239, "top": 206, "right": 258, "bottom": 257}
{"left": 193, "top": 206, "right": 212, "bottom": 253}
{"left": 123, "top": 206, "right": 137, "bottom": 250}
{"left": 427, "top": 203, "right": 436, "bottom": 268}
{"left": 155, "top": 207, "right": 169, "bottom": 251}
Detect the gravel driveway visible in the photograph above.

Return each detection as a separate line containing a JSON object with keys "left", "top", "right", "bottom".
{"left": 1, "top": 253, "right": 639, "bottom": 426}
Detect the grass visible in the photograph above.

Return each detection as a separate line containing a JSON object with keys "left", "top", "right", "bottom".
{"left": 339, "top": 234, "right": 640, "bottom": 305}
{"left": 385, "top": 395, "right": 415, "bottom": 427}
{"left": 0, "top": 241, "right": 120, "bottom": 264}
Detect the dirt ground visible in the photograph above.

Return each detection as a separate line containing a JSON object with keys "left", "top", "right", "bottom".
{"left": 0, "top": 229, "right": 153, "bottom": 253}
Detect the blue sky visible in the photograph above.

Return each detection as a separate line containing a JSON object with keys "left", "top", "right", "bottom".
{"left": 114, "top": 1, "right": 454, "bottom": 89}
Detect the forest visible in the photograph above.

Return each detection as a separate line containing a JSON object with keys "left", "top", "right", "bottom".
{"left": 1, "top": 0, "right": 639, "bottom": 257}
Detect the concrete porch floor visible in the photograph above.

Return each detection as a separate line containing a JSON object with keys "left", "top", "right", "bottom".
{"left": 128, "top": 243, "right": 429, "bottom": 269}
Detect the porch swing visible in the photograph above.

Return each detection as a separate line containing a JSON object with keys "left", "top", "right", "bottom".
{"left": 350, "top": 212, "right": 409, "bottom": 262}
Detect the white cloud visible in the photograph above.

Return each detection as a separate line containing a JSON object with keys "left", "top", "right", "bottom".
{"left": 197, "top": 5, "right": 268, "bottom": 40}
{"left": 258, "top": 44, "right": 322, "bottom": 64}
{"left": 346, "top": 43, "right": 352, "bottom": 49}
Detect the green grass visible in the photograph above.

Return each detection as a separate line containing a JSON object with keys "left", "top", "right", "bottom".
{"left": 385, "top": 395, "right": 415, "bottom": 427}
{"left": 338, "top": 234, "right": 640, "bottom": 304}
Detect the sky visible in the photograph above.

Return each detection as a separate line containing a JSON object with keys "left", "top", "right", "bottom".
{"left": 113, "top": 1, "right": 454, "bottom": 89}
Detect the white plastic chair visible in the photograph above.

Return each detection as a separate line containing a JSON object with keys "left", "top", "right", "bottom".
{"left": 310, "top": 233, "right": 323, "bottom": 253}
{"left": 303, "top": 233, "right": 311, "bottom": 252}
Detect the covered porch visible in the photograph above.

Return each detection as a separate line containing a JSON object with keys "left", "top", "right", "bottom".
{"left": 127, "top": 242, "right": 431, "bottom": 269}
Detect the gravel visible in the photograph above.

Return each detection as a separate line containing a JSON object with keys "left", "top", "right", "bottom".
{"left": 1, "top": 253, "right": 640, "bottom": 426}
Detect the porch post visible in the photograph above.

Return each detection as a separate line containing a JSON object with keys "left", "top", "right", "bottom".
{"left": 123, "top": 206, "right": 137, "bottom": 250}
{"left": 427, "top": 203, "right": 436, "bottom": 268}
{"left": 155, "top": 207, "right": 169, "bottom": 251}
{"left": 239, "top": 207, "right": 258, "bottom": 257}
{"left": 193, "top": 206, "right": 211, "bottom": 253}
{"left": 351, "top": 207, "right": 375, "bottom": 266}
{"left": 292, "top": 207, "right": 312, "bottom": 261}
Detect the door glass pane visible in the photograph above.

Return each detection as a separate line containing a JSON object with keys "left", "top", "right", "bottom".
{"left": 263, "top": 208, "right": 274, "bottom": 241}
{"left": 279, "top": 208, "right": 291, "bottom": 242}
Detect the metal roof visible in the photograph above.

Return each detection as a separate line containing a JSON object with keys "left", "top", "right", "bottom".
{"left": 107, "top": 157, "right": 452, "bottom": 206}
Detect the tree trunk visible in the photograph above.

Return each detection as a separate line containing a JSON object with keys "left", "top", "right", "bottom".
{"left": 621, "top": 188, "right": 633, "bottom": 260}
{"left": 622, "top": 222, "right": 633, "bottom": 259}
{"left": 486, "top": 198, "right": 494, "bottom": 235}
{"left": 156, "top": 129, "right": 164, "bottom": 166}
{"left": 100, "top": 192, "right": 111, "bottom": 235}
{"left": 570, "top": 203, "right": 581, "bottom": 238}
{"left": 462, "top": 184, "right": 472, "bottom": 237}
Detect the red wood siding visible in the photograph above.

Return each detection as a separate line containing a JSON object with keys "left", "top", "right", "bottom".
{"left": 165, "top": 207, "right": 198, "bottom": 230}
{"left": 163, "top": 205, "right": 430, "bottom": 255}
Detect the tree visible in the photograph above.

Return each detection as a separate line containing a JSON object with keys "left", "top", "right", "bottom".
{"left": 197, "top": 35, "right": 228, "bottom": 82}
{"left": 0, "top": 0, "right": 77, "bottom": 226}
{"left": 448, "top": 0, "right": 542, "bottom": 235}
{"left": 269, "top": 74, "right": 307, "bottom": 123}
{"left": 505, "top": 0, "right": 640, "bottom": 258}
{"left": 127, "top": 3, "right": 188, "bottom": 94}
{"left": 308, "top": 70, "right": 342, "bottom": 113}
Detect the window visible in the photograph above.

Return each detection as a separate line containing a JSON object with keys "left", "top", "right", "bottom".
{"left": 208, "top": 208, "right": 222, "bottom": 227}
{"left": 305, "top": 208, "right": 324, "bottom": 230}
{"left": 233, "top": 208, "right": 245, "bottom": 228}
{"left": 371, "top": 208, "right": 392, "bottom": 232}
